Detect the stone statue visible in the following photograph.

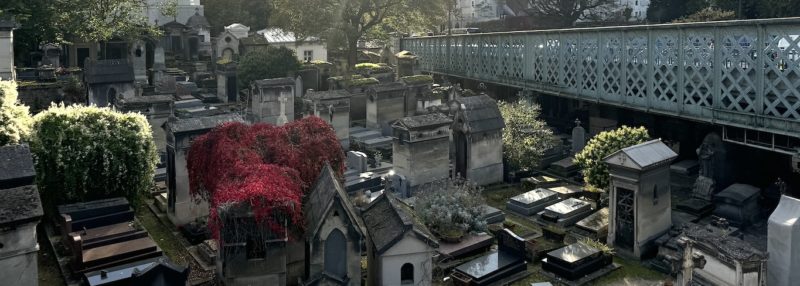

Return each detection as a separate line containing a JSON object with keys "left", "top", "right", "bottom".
{"left": 277, "top": 95, "right": 288, "bottom": 126}
{"left": 328, "top": 104, "right": 335, "bottom": 122}
{"left": 572, "top": 118, "right": 586, "bottom": 155}
{"left": 696, "top": 141, "right": 715, "bottom": 179}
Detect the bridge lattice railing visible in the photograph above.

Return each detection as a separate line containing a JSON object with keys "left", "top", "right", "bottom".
{"left": 401, "top": 18, "right": 800, "bottom": 137}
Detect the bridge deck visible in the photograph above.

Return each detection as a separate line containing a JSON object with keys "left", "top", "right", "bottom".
{"left": 401, "top": 18, "right": 800, "bottom": 137}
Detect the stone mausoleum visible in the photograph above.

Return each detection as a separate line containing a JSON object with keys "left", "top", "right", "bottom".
{"left": 451, "top": 94, "right": 505, "bottom": 185}
{"left": 164, "top": 114, "right": 245, "bottom": 226}
{"left": 605, "top": 139, "right": 677, "bottom": 259}
{"left": 391, "top": 113, "right": 453, "bottom": 194}
{"left": 304, "top": 165, "right": 365, "bottom": 285}
{"left": 250, "top": 78, "right": 297, "bottom": 126}
{"left": 0, "top": 144, "right": 43, "bottom": 286}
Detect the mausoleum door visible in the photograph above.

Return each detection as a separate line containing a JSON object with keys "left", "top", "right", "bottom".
{"left": 455, "top": 131, "right": 468, "bottom": 179}
{"left": 615, "top": 187, "right": 635, "bottom": 250}
{"left": 167, "top": 147, "right": 176, "bottom": 213}
{"left": 189, "top": 37, "right": 199, "bottom": 60}
{"left": 324, "top": 229, "right": 347, "bottom": 279}
{"left": 227, "top": 75, "right": 237, "bottom": 102}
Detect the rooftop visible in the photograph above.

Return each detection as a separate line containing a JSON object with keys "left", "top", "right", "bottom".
{"left": 0, "top": 144, "right": 36, "bottom": 187}
{"left": 454, "top": 94, "right": 506, "bottom": 134}
{"left": 604, "top": 139, "right": 678, "bottom": 170}
{"left": 0, "top": 185, "right": 43, "bottom": 228}
{"left": 393, "top": 113, "right": 453, "bottom": 130}
{"left": 253, "top": 77, "right": 296, "bottom": 87}
{"left": 362, "top": 193, "right": 438, "bottom": 254}
{"left": 306, "top": 165, "right": 365, "bottom": 239}
{"left": 257, "top": 28, "right": 320, "bottom": 43}
{"left": 166, "top": 113, "right": 244, "bottom": 134}
{"left": 84, "top": 59, "right": 135, "bottom": 84}
{"left": 305, "top": 89, "right": 351, "bottom": 101}
{"left": 369, "top": 82, "right": 407, "bottom": 93}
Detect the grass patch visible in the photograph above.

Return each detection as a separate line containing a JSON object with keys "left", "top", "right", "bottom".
{"left": 37, "top": 224, "right": 64, "bottom": 286}
{"left": 594, "top": 257, "right": 668, "bottom": 285}
{"left": 136, "top": 205, "right": 190, "bottom": 265}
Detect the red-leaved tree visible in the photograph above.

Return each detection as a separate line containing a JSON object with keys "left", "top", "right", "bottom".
{"left": 187, "top": 117, "right": 345, "bottom": 240}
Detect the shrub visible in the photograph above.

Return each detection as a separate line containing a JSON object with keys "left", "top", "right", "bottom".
{"left": 0, "top": 81, "right": 33, "bottom": 146}
{"left": 415, "top": 178, "right": 487, "bottom": 239}
{"left": 498, "top": 100, "right": 559, "bottom": 171}
{"left": 574, "top": 126, "right": 650, "bottom": 189}
{"left": 30, "top": 105, "right": 158, "bottom": 212}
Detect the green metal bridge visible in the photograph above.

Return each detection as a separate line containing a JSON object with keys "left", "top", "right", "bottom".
{"left": 401, "top": 18, "right": 800, "bottom": 149}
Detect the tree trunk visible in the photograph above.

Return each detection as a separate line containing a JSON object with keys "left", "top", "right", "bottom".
{"left": 346, "top": 36, "right": 359, "bottom": 76}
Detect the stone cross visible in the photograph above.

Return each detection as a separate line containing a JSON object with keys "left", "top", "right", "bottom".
{"left": 277, "top": 94, "right": 288, "bottom": 126}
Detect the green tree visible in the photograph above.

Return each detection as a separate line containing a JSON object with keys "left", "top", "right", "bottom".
{"left": 2, "top": 0, "right": 175, "bottom": 64}
{"left": 0, "top": 81, "right": 32, "bottom": 146}
{"left": 525, "top": 0, "right": 617, "bottom": 28}
{"left": 647, "top": 0, "right": 689, "bottom": 23}
{"left": 237, "top": 46, "right": 301, "bottom": 88}
{"left": 756, "top": 0, "right": 800, "bottom": 18}
{"left": 574, "top": 126, "right": 650, "bottom": 189}
{"left": 203, "top": 0, "right": 270, "bottom": 35}
{"left": 498, "top": 100, "right": 558, "bottom": 171}
{"left": 270, "top": 0, "right": 446, "bottom": 72}
{"left": 673, "top": 6, "right": 736, "bottom": 23}
{"left": 713, "top": 0, "right": 758, "bottom": 19}
{"left": 30, "top": 105, "right": 158, "bottom": 212}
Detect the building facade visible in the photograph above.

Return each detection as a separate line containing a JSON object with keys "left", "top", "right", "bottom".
{"left": 258, "top": 28, "right": 327, "bottom": 63}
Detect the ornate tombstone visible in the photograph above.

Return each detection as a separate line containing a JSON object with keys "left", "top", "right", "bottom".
{"left": 605, "top": 139, "right": 677, "bottom": 259}
{"left": 695, "top": 133, "right": 731, "bottom": 191}
{"left": 249, "top": 78, "right": 297, "bottom": 125}
{"left": 304, "top": 89, "right": 352, "bottom": 149}
{"left": 571, "top": 119, "right": 586, "bottom": 155}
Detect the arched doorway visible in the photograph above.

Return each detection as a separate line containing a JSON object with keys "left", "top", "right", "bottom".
{"left": 401, "top": 263, "right": 414, "bottom": 284}
{"left": 324, "top": 229, "right": 347, "bottom": 278}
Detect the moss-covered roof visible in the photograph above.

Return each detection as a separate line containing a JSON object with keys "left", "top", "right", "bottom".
{"left": 401, "top": 75, "right": 434, "bottom": 85}
{"left": 342, "top": 77, "right": 380, "bottom": 88}
{"left": 396, "top": 50, "right": 417, "bottom": 59}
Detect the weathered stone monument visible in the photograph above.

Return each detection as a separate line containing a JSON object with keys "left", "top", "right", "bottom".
{"left": 0, "top": 17, "right": 14, "bottom": 80}
{"left": 84, "top": 59, "right": 136, "bottom": 107}
{"left": 130, "top": 40, "right": 148, "bottom": 85}
{"left": 768, "top": 194, "right": 800, "bottom": 286}
{"left": 678, "top": 223, "right": 767, "bottom": 286}
{"left": 164, "top": 114, "right": 245, "bottom": 226}
{"left": 605, "top": 139, "right": 677, "bottom": 259}
{"left": 451, "top": 94, "right": 505, "bottom": 185}
{"left": 391, "top": 113, "right": 453, "bottom": 192}
{"left": 366, "top": 82, "right": 409, "bottom": 135}
{"left": 216, "top": 60, "right": 237, "bottom": 103}
{"left": 712, "top": 184, "right": 761, "bottom": 227}
{"left": 0, "top": 144, "right": 43, "bottom": 286}
{"left": 304, "top": 165, "right": 365, "bottom": 285}
{"left": 249, "top": 78, "right": 296, "bottom": 125}
{"left": 304, "top": 89, "right": 352, "bottom": 149}
{"left": 571, "top": 118, "right": 586, "bottom": 154}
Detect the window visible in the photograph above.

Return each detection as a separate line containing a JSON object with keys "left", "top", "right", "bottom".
{"left": 303, "top": 50, "right": 313, "bottom": 62}
{"left": 401, "top": 263, "right": 414, "bottom": 284}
